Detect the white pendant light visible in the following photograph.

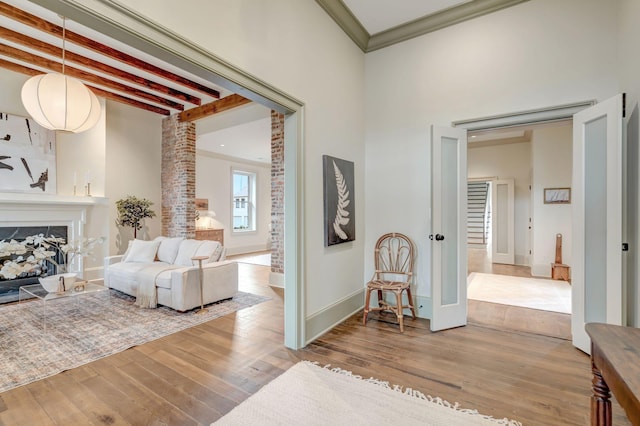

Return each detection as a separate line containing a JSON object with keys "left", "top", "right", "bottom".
{"left": 21, "top": 17, "right": 101, "bottom": 133}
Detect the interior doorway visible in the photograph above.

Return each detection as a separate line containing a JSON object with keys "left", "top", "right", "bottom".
{"left": 464, "top": 120, "right": 574, "bottom": 338}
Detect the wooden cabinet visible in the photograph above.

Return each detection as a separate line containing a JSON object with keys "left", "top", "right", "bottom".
{"left": 195, "top": 228, "right": 224, "bottom": 246}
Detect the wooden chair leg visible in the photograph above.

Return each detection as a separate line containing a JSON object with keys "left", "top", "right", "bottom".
{"left": 405, "top": 287, "right": 417, "bottom": 319}
{"left": 363, "top": 288, "right": 372, "bottom": 325}
{"left": 377, "top": 289, "right": 384, "bottom": 307}
{"left": 394, "top": 290, "right": 404, "bottom": 332}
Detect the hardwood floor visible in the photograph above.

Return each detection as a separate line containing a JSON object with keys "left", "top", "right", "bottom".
{"left": 0, "top": 263, "right": 630, "bottom": 425}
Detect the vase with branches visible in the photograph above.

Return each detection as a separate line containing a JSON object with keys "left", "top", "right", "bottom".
{"left": 116, "top": 195, "right": 156, "bottom": 239}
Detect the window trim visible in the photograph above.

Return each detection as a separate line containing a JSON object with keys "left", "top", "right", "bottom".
{"left": 231, "top": 168, "right": 257, "bottom": 234}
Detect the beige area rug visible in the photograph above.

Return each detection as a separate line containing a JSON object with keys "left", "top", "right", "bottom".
{"left": 0, "top": 290, "right": 269, "bottom": 393}
{"left": 468, "top": 272, "right": 571, "bottom": 314}
{"left": 213, "top": 361, "right": 522, "bottom": 426}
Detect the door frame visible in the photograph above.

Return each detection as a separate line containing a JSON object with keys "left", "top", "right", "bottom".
{"left": 40, "top": 0, "right": 307, "bottom": 349}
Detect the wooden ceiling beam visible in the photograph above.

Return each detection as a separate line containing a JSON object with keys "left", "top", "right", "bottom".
{"left": 0, "top": 26, "right": 202, "bottom": 106}
{"left": 178, "top": 94, "right": 252, "bottom": 122}
{"left": 0, "top": 58, "right": 171, "bottom": 116}
{"left": 0, "top": 1, "right": 221, "bottom": 99}
{"left": 0, "top": 43, "right": 185, "bottom": 111}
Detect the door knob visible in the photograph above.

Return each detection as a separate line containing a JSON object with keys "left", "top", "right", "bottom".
{"left": 435, "top": 234, "right": 445, "bottom": 241}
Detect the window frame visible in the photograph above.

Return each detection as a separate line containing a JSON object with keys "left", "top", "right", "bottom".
{"left": 231, "top": 168, "right": 257, "bottom": 234}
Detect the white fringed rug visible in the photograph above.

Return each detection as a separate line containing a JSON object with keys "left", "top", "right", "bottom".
{"left": 213, "top": 361, "right": 522, "bottom": 426}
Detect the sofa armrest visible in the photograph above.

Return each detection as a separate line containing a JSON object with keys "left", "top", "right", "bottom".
{"left": 169, "top": 260, "right": 239, "bottom": 310}
{"left": 104, "top": 255, "right": 124, "bottom": 266}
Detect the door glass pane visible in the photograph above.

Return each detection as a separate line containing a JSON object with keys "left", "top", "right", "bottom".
{"left": 496, "top": 183, "right": 508, "bottom": 254}
{"left": 441, "top": 137, "right": 458, "bottom": 305}
{"left": 584, "top": 116, "right": 607, "bottom": 323}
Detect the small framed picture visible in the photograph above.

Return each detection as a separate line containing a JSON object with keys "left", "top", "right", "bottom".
{"left": 544, "top": 188, "right": 571, "bottom": 204}
{"left": 195, "top": 198, "right": 209, "bottom": 210}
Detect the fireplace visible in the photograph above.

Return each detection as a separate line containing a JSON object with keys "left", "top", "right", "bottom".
{"left": 0, "top": 192, "right": 108, "bottom": 304}
{"left": 0, "top": 226, "right": 68, "bottom": 303}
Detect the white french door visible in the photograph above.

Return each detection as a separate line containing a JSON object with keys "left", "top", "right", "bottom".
{"left": 430, "top": 125, "right": 468, "bottom": 331}
{"left": 491, "top": 179, "right": 515, "bottom": 264}
{"left": 572, "top": 94, "right": 625, "bottom": 354}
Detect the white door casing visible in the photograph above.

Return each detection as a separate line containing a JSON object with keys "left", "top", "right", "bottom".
{"left": 431, "top": 125, "right": 468, "bottom": 331}
{"left": 491, "top": 178, "right": 515, "bottom": 265}
{"left": 572, "top": 94, "right": 625, "bottom": 354}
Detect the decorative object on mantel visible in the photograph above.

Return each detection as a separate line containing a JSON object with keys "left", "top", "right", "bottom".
{"left": 0, "top": 234, "right": 105, "bottom": 291}
{"left": 21, "top": 16, "right": 101, "bottom": 133}
{"left": 0, "top": 112, "right": 56, "bottom": 194}
{"left": 323, "top": 155, "right": 355, "bottom": 246}
{"left": 115, "top": 195, "right": 156, "bottom": 239}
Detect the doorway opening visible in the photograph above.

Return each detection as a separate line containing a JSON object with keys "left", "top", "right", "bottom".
{"left": 464, "top": 121, "right": 574, "bottom": 339}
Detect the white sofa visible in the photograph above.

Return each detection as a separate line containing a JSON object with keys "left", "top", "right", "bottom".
{"left": 104, "top": 237, "right": 238, "bottom": 312}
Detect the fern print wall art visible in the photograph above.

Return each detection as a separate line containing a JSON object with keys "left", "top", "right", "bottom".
{"left": 323, "top": 155, "right": 355, "bottom": 246}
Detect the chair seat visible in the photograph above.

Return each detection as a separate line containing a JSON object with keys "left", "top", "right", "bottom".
{"left": 366, "top": 280, "right": 410, "bottom": 290}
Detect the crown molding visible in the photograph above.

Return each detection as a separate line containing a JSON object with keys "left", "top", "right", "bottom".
{"left": 315, "top": 0, "right": 369, "bottom": 52}
{"left": 317, "top": 0, "right": 530, "bottom": 53}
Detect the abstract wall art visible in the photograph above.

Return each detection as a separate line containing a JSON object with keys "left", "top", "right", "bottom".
{"left": 323, "top": 155, "right": 355, "bottom": 246}
{"left": 0, "top": 112, "right": 56, "bottom": 194}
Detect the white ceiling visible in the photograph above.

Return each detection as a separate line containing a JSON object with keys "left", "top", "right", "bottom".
{"left": 342, "top": 0, "right": 473, "bottom": 34}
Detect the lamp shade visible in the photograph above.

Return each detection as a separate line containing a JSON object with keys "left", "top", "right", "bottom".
{"left": 21, "top": 73, "right": 101, "bottom": 133}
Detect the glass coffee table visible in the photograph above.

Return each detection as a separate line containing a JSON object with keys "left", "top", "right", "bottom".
{"left": 19, "top": 281, "right": 110, "bottom": 331}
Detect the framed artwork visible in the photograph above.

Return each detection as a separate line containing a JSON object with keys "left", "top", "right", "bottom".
{"left": 544, "top": 187, "right": 571, "bottom": 204}
{"left": 0, "top": 112, "right": 56, "bottom": 194}
{"left": 195, "top": 198, "right": 209, "bottom": 210}
{"left": 323, "top": 155, "right": 355, "bottom": 246}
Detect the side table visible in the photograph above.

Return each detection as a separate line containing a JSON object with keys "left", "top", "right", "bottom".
{"left": 191, "top": 255, "right": 209, "bottom": 314}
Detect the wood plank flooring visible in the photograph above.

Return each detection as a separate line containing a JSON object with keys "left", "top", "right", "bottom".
{"left": 0, "top": 262, "right": 631, "bottom": 425}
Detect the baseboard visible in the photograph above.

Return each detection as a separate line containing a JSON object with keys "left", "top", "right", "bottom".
{"left": 269, "top": 272, "right": 284, "bottom": 288}
{"left": 305, "top": 288, "right": 364, "bottom": 345}
{"left": 226, "top": 244, "right": 269, "bottom": 256}
{"left": 84, "top": 266, "right": 104, "bottom": 281}
{"left": 531, "top": 263, "right": 552, "bottom": 278}
{"left": 514, "top": 254, "right": 530, "bottom": 266}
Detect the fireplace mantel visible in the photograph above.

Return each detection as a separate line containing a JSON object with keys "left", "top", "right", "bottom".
{"left": 0, "top": 192, "right": 108, "bottom": 206}
{"left": 0, "top": 192, "right": 109, "bottom": 276}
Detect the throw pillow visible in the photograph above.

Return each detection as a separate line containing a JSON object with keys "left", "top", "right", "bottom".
{"left": 194, "top": 240, "right": 222, "bottom": 264}
{"left": 123, "top": 239, "right": 161, "bottom": 263}
{"left": 156, "top": 237, "right": 184, "bottom": 263}
{"left": 174, "top": 239, "right": 205, "bottom": 266}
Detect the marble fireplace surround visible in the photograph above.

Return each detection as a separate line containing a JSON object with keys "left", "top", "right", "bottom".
{"left": 0, "top": 192, "right": 108, "bottom": 276}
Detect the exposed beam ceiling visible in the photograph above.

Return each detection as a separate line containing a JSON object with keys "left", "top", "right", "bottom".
{"left": 316, "top": 0, "right": 530, "bottom": 52}
{"left": 179, "top": 94, "right": 252, "bottom": 123}
{"left": 0, "top": 0, "right": 233, "bottom": 116}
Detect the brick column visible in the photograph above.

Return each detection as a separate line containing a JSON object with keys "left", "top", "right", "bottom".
{"left": 271, "top": 111, "right": 285, "bottom": 275}
{"left": 161, "top": 114, "right": 196, "bottom": 238}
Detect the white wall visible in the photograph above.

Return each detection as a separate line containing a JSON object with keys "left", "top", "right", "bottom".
{"left": 364, "top": 0, "right": 618, "bottom": 312}
{"left": 196, "top": 152, "right": 270, "bottom": 255}
{"left": 468, "top": 141, "right": 531, "bottom": 265}
{"left": 105, "top": 101, "right": 163, "bottom": 255}
{"left": 530, "top": 124, "right": 573, "bottom": 277}
{"left": 118, "top": 0, "right": 366, "bottom": 318}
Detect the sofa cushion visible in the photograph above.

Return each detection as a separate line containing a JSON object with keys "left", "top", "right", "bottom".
{"left": 174, "top": 239, "right": 204, "bottom": 266}
{"left": 156, "top": 237, "right": 184, "bottom": 263}
{"left": 124, "top": 239, "right": 161, "bottom": 263}
{"left": 195, "top": 240, "right": 223, "bottom": 264}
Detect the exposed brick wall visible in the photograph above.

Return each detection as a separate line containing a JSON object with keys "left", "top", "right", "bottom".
{"left": 271, "top": 111, "right": 285, "bottom": 274}
{"left": 161, "top": 114, "right": 196, "bottom": 238}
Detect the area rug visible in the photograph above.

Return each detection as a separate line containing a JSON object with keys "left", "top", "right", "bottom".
{"left": 213, "top": 361, "right": 522, "bottom": 426}
{"left": 468, "top": 272, "right": 571, "bottom": 314}
{"left": 0, "top": 290, "right": 269, "bottom": 393}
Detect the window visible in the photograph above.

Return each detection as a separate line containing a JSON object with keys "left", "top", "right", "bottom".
{"left": 232, "top": 170, "right": 256, "bottom": 232}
